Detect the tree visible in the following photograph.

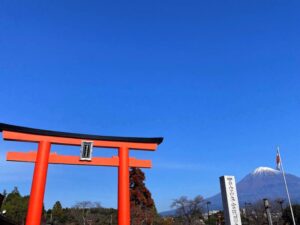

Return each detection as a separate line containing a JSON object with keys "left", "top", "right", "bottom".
{"left": 171, "top": 195, "right": 204, "bottom": 225}
{"left": 0, "top": 189, "right": 7, "bottom": 209}
{"left": 130, "top": 168, "right": 157, "bottom": 225}
{"left": 12, "top": 187, "right": 19, "bottom": 194}
{"left": 1, "top": 188, "right": 29, "bottom": 224}
{"left": 71, "top": 201, "right": 102, "bottom": 225}
{"left": 0, "top": 194, "right": 5, "bottom": 209}
{"left": 51, "top": 201, "right": 65, "bottom": 224}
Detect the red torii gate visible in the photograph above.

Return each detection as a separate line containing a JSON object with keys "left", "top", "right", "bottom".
{"left": 0, "top": 123, "right": 163, "bottom": 225}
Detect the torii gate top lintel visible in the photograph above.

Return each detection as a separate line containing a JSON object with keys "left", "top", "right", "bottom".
{"left": 0, "top": 123, "right": 163, "bottom": 150}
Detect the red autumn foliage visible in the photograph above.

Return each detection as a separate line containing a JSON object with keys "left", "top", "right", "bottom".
{"left": 130, "top": 168, "right": 156, "bottom": 225}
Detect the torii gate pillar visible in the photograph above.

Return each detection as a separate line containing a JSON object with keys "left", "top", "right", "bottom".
{"left": 118, "top": 147, "right": 130, "bottom": 225}
{"left": 26, "top": 141, "right": 51, "bottom": 225}
{"left": 0, "top": 123, "right": 163, "bottom": 225}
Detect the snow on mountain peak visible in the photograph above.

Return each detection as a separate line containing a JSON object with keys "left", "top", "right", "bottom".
{"left": 252, "top": 167, "right": 280, "bottom": 175}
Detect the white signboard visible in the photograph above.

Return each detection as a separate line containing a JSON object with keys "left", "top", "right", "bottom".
{"left": 220, "top": 176, "right": 242, "bottom": 225}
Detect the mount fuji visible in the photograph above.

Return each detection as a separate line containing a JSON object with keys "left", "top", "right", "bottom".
{"left": 207, "top": 166, "right": 300, "bottom": 210}
{"left": 160, "top": 167, "right": 300, "bottom": 215}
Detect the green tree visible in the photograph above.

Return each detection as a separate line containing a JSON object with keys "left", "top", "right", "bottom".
{"left": 130, "top": 168, "right": 158, "bottom": 225}
{"left": 0, "top": 194, "right": 5, "bottom": 208}
{"left": 52, "top": 201, "right": 65, "bottom": 224}
{"left": 2, "top": 187, "right": 29, "bottom": 224}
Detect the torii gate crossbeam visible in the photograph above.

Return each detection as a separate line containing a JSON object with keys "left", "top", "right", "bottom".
{"left": 0, "top": 123, "right": 163, "bottom": 225}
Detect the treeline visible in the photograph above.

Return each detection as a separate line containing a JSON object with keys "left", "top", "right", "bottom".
{"left": 5, "top": 186, "right": 299, "bottom": 225}
{"left": 0, "top": 187, "right": 205, "bottom": 225}
{"left": 46, "top": 201, "right": 117, "bottom": 225}
{"left": 2, "top": 169, "right": 300, "bottom": 225}
{"left": 1, "top": 187, "right": 117, "bottom": 225}
{"left": 0, "top": 168, "right": 170, "bottom": 225}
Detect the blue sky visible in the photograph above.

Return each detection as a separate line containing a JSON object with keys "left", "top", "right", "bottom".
{"left": 0, "top": 1, "right": 300, "bottom": 212}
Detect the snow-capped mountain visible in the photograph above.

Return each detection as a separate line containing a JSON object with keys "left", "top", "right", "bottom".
{"left": 251, "top": 166, "right": 280, "bottom": 175}
{"left": 207, "top": 166, "right": 300, "bottom": 210}
{"left": 160, "top": 166, "right": 300, "bottom": 215}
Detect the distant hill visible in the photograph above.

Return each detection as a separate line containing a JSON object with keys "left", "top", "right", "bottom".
{"left": 161, "top": 167, "right": 300, "bottom": 215}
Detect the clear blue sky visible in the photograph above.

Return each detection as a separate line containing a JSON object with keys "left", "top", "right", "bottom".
{"left": 0, "top": 1, "right": 300, "bottom": 212}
